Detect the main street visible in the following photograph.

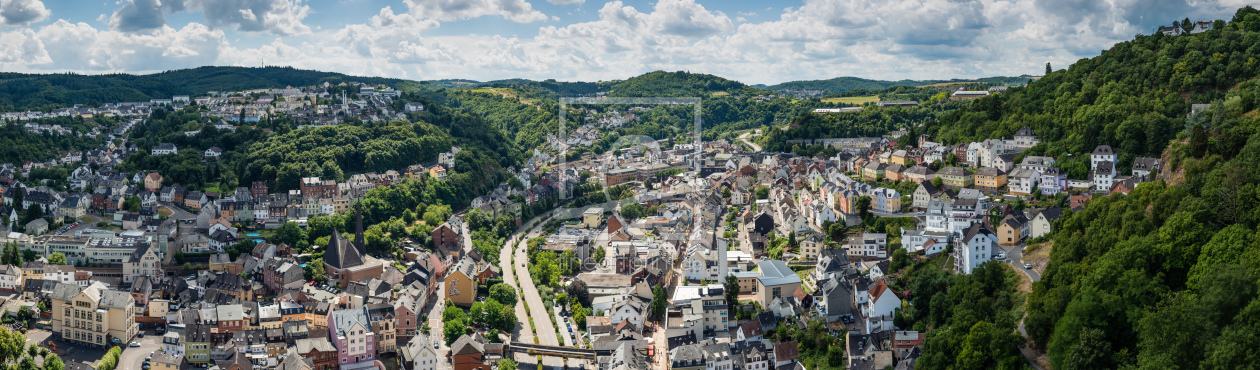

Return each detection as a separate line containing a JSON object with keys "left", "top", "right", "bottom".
{"left": 497, "top": 214, "right": 538, "bottom": 363}
{"left": 502, "top": 211, "right": 566, "bottom": 368}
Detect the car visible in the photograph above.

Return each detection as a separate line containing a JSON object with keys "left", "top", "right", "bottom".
{"left": 137, "top": 333, "right": 144, "bottom": 337}
{"left": 130, "top": 341, "right": 141, "bottom": 347}
{"left": 434, "top": 341, "right": 439, "bottom": 349}
{"left": 995, "top": 253, "right": 1006, "bottom": 260}
{"left": 1024, "top": 263, "right": 1033, "bottom": 269}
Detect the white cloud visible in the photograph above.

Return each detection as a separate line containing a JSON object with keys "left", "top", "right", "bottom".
{"left": 2, "top": 0, "right": 1253, "bottom": 84}
{"left": 547, "top": 0, "right": 584, "bottom": 5}
{"left": 199, "top": 0, "right": 312, "bottom": 35}
{"left": 108, "top": 0, "right": 188, "bottom": 31}
{"left": 0, "top": 0, "right": 50, "bottom": 26}
{"left": 402, "top": 0, "right": 547, "bottom": 23}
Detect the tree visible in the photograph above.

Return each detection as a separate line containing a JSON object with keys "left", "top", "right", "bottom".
{"left": 442, "top": 305, "right": 469, "bottom": 345}
{"left": 47, "top": 252, "right": 66, "bottom": 265}
{"left": 593, "top": 246, "right": 606, "bottom": 264}
{"left": 17, "top": 356, "right": 36, "bottom": 370}
{"left": 931, "top": 177, "right": 943, "bottom": 189}
{"left": 889, "top": 248, "right": 909, "bottom": 272}
{"left": 1, "top": 243, "right": 19, "bottom": 266}
{"left": 304, "top": 262, "right": 326, "bottom": 284}
{"left": 25, "top": 344, "right": 35, "bottom": 358}
{"left": 498, "top": 359, "right": 518, "bottom": 370}
{"left": 1046, "top": 62, "right": 1052, "bottom": 75}
{"left": 572, "top": 302, "right": 588, "bottom": 330}
{"left": 123, "top": 196, "right": 141, "bottom": 213}
{"left": 43, "top": 354, "right": 63, "bottom": 370}
{"left": 856, "top": 196, "right": 872, "bottom": 219}
{"left": 755, "top": 186, "right": 769, "bottom": 200}
{"left": 566, "top": 280, "right": 589, "bottom": 306}
{"left": 489, "top": 284, "right": 518, "bottom": 307}
{"left": 650, "top": 286, "right": 668, "bottom": 321}
{"left": 1181, "top": 17, "right": 1193, "bottom": 33}
{"left": 1190, "top": 123, "right": 1208, "bottom": 157}
{"left": 724, "top": 274, "right": 740, "bottom": 307}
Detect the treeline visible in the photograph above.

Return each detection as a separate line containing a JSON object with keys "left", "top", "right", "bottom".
{"left": 148, "top": 66, "right": 417, "bottom": 94}
{"left": 757, "top": 76, "right": 1033, "bottom": 95}
{"left": 0, "top": 72, "right": 185, "bottom": 111}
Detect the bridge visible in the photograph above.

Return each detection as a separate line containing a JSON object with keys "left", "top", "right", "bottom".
{"left": 507, "top": 343, "right": 596, "bottom": 360}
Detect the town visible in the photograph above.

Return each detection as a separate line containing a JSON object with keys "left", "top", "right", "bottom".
{"left": 0, "top": 70, "right": 1181, "bottom": 370}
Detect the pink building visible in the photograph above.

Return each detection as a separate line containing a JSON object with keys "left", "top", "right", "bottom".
{"left": 330, "top": 308, "right": 376, "bottom": 366}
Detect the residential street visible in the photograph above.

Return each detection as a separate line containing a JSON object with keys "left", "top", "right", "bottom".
{"left": 156, "top": 202, "right": 196, "bottom": 220}
{"left": 1001, "top": 244, "right": 1041, "bottom": 282}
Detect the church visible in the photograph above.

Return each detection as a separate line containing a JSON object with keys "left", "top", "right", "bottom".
{"left": 324, "top": 203, "right": 386, "bottom": 287}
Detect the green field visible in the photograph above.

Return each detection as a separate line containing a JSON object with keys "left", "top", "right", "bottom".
{"left": 822, "top": 95, "right": 879, "bottom": 104}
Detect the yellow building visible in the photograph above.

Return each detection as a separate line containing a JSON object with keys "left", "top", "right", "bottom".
{"left": 938, "top": 167, "right": 973, "bottom": 188}
{"left": 50, "top": 282, "right": 138, "bottom": 348}
{"left": 444, "top": 258, "right": 478, "bottom": 307}
{"left": 582, "top": 208, "right": 604, "bottom": 229}
{"left": 973, "top": 167, "right": 1007, "bottom": 191}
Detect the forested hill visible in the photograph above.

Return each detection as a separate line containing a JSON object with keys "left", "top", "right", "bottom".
{"left": 996, "top": 7, "right": 1260, "bottom": 369}
{"left": 0, "top": 66, "right": 423, "bottom": 111}
{"left": 608, "top": 70, "right": 752, "bottom": 97}
{"left": 755, "top": 76, "right": 1033, "bottom": 94}
{"left": 147, "top": 66, "right": 415, "bottom": 93}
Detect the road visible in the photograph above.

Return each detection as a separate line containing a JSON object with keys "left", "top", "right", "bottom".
{"left": 1001, "top": 243, "right": 1041, "bottom": 282}
{"left": 157, "top": 202, "right": 197, "bottom": 220}
{"left": 509, "top": 212, "right": 564, "bottom": 367}
{"left": 497, "top": 216, "right": 535, "bottom": 363}
{"left": 737, "top": 131, "right": 762, "bottom": 152}
{"left": 425, "top": 277, "right": 454, "bottom": 370}
{"left": 61, "top": 214, "right": 102, "bottom": 236}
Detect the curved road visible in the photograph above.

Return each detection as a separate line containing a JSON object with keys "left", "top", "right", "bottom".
{"left": 738, "top": 131, "right": 762, "bottom": 152}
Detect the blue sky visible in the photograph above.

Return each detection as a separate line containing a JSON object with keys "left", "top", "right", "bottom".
{"left": 0, "top": 0, "right": 1248, "bottom": 84}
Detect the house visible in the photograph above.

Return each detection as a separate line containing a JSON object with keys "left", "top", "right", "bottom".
{"left": 861, "top": 279, "right": 901, "bottom": 321}
{"left": 813, "top": 278, "right": 852, "bottom": 322}
{"left": 329, "top": 308, "right": 376, "bottom": 366}
{"left": 845, "top": 233, "right": 887, "bottom": 260}
{"left": 937, "top": 167, "right": 972, "bottom": 189}
{"left": 444, "top": 257, "right": 477, "bottom": 307}
{"left": 912, "top": 181, "right": 938, "bottom": 209}
{"left": 1092, "top": 161, "right": 1115, "bottom": 192}
{"left": 153, "top": 143, "right": 178, "bottom": 155}
{"left": 1029, "top": 207, "right": 1063, "bottom": 239}
{"left": 145, "top": 172, "right": 164, "bottom": 191}
{"left": 798, "top": 232, "right": 826, "bottom": 261}
{"left": 956, "top": 224, "right": 995, "bottom": 275}
{"left": 1090, "top": 145, "right": 1116, "bottom": 171}
{"left": 400, "top": 334, "right": 439, "bottom": 370}
{"left": 995, "top": 214, "right": 1026, "bottom": 246}
{"left": 1132, "top": 157, "right": 1159, "bottom": 178}
{"left": 26, "top": 219, "right": 48, "bottom": 235}
{"left": 873, "top": 188, "right": 900, "bottom": 213}
{"left": 204, "top": 147, "right": 223, "bottom": 159}
{"left": 1039, "top": 168, "right": 1066, "bottom": 195}
{"left": 450, "top": 334, "right": 496, "bottom": 370}
{"left": 0, "top": 265, "right": 22, "bottom": 292}
{"left": 973, "top": 167, "right": 1006, "bottom": 193}
{"left": 1007, "top": 168, "right": 1039, "bottom": 196}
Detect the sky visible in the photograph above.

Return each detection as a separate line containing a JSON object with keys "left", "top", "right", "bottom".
{"left": 0, "top": 0, "right": 1250, "bottom": 85}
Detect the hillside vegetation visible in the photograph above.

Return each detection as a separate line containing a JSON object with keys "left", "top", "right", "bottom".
{"left": 757, "top": 76, "right": 1033, "bottom": 94}
{"left": 981, "top": 8, "right": 1260, "bottom": 369}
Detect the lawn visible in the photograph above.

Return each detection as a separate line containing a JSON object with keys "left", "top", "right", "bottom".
{"left": 796, "top": 268, "right": 815, "bottom": 293}
{"left": 822, "top": 95, "right": 879, "bottom": 105}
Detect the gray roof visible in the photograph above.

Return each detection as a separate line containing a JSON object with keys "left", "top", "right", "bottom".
{"left": 331, "top": 308, "right": 371, "bottom": 337}
{"left": 48, "top": 282, "right": 82, "bottom": 302}
{"left": 755, "top": 260, "right": 801, "bottom": 287}
{"left": 99, "top": 289, "right": 133, "bottom": 309}
{"left": 294, "top": 337, "right": 336, "bottom": 353}
{"left": 1092, "top": 145, "right": 1114, "bottom": 155}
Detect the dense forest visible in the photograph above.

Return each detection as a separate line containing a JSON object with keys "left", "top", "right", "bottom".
{"left": 972, "top": 7, "right": 1260, "bottom": 370}
{"left": 148, "top": 66, "right": 421, "bottom": 94}
{"left": 0, "top": 116, "right": 108, "bottom": 164}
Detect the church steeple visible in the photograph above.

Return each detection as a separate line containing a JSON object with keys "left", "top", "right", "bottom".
{"left": 354, "top": 201, "right": 366, "bottom": 255}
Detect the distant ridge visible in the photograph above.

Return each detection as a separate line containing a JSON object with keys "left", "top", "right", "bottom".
{"left": 755, "top": 76, "right": 1035, "bottom": 94}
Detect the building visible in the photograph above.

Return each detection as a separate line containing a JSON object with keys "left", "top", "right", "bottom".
{"left": 937, "top": 167, "right": 972, "bottom": 189}
{"left": 365, "top": 304, "right": 397, "bottom": 354}
{"left": 329, "top": 308, "right": 376, "bottom": 366}
{"left": 605, "top": 168, "right": 638, "bottom": 186}
{"left": 1029, "top": 208, "right": 1063, "bottom": 239}
{"left": 151, "top": 352, "right": 187, "bottom": 370}
{"left": 0, "top": 265, "right": 22, "bottom": 291}
{"left": 583, "top": 207, "right": 603, "bottom": 229}
{"left": 973, "top": 167, "right": 1006, "bottom": 193}
{"left": 295, "top": 337, "right": 339, "bottom": 370}
{"left": 400, "top": 334, "right": 439, "bottom": 370}
{"left": 50, "top": 282, "right": 138, "bottom": 348}
{"left": 950, "top": 90, "right": 990, "bottom": 101}
{"left": 444, "top": 257, "right": 477, "bottom": 307}
{"left": 123, "top": 244, "right": 162, "bottom": 284}
{"left": 956, "top": 224, "right": 995, "bottom": 275}
{"left": 1090, "top": 145, "right": 1116, "bottom": 171}
{"left": 153, "top": 143, "right": 179, "bottom": 155}
{"left": 1132, "top": 157, "right": 1159, "bottom": 178}
{"left": 753, "top": 260, "right": 802, "bottom": 307}
{"left": 324, "top": 207, "right": 383, "bottom": 288}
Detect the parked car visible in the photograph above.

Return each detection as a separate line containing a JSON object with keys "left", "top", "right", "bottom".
{"left": 433, "top": 341, "right": 439, "bottom": 349}
{"left": 995, "top": 253, "right": 1006, "bottom": 260}
{"left": 137, "top": 333, "right": 144, "bottom": 338}
{"left": 1024, "top": 263, "right": 1032, "bottom": 269}
{"left": 130, "top": 341, "right": 141, "bottom": 347}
